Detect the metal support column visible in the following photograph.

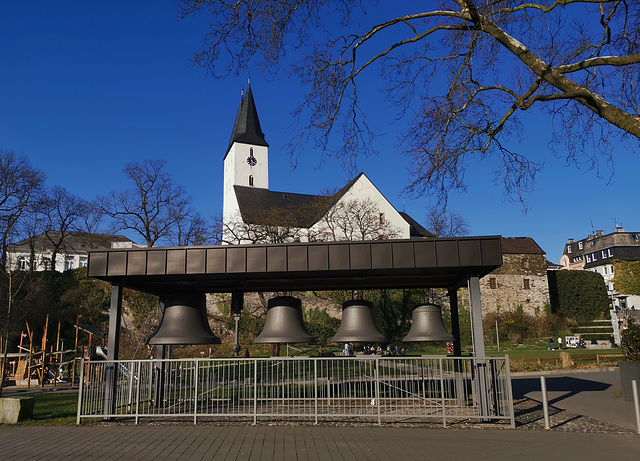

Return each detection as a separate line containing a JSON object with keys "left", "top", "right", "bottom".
{"left": 103, "top": 283, "right": 123, "bottom": 417}
{"left": 468, "top": 274, "right": 489, "bottom": 418}
{"left": 231, "top": 290, "right": 243, "bottom": 356}
{"left": 449, "top": 287, "right": 465, "bottom": 406}
{"left": 154, "top": 299, "right": 168, "bottom": 408}
{"left": 448, "top": 287, "right": 462, "bottom": 357}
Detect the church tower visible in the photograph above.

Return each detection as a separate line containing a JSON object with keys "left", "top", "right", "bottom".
{"left": 222, "top": 84, "right": 269, "bottom": 225}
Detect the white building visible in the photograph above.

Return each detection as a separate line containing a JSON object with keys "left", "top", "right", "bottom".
{"left": 222, "top": 84, "right": 431, "bottom": 243}
{"left": 560, "top": 227, "right": 640, "bottom": 309}
{"left": 6, "top": 232, "right": 136, "bottom": 272}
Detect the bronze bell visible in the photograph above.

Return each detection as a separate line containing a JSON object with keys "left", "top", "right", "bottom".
{"left": 331, "top": 300, "right": 387, "bottom": 343}
{"left": 254, "top": 296, "right": 315, "bottom": 344}
{"left": 147, "top": 292, "right": 221, "bottom": 345}
{"left": 403, "top": 304, "right": 454, "bottom": 342}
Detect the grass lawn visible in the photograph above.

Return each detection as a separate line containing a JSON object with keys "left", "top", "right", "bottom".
{"left": 2, "top": 392, "right": 78, "bottom": 426}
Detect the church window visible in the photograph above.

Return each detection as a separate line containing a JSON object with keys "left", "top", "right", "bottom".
{"left": 521, "top": 259, "right": 529, "bottom": 270}
{"left": 489, "top": 277, "right": 497, "bottom": 289}
{"left": 249, "top": 175, "right": 254, "bottom": 186}
{"left": 379, "top": 213, "right": 385, "bottom": 224}
{"left": 523, "top": 279, "right": 530, "bottom": 290}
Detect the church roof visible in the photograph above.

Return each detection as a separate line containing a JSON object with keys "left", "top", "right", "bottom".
{"left": 225, "top": 84, "right": 269, "bottom": 158}
{"left": 234, "top": 173, "right": 429, "bottom": 237}
{"left": 235, "top": 173, "right": 366, "bottom": 228}
{"left": 234, "top": 186, "right": 329, "bottom": 228}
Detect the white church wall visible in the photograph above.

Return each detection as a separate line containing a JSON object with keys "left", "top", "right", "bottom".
{"left": 337, "top": 174, "right": 410, "bottom": 238}
{"left": 310, "top": 174, "right": 410, "bottom": 240}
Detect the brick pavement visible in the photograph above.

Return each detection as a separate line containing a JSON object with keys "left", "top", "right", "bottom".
{"left": 1, "top": 368, "right": 639, "bottom": 460}
{"left": 0, "top": 424, "right": 637, "bottom": 461}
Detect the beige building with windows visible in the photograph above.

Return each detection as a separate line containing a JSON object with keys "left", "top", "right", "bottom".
{"left": 6, "top": 232, "right": 135, "bottom": 272}
{"left": 480, "top": 237, "right": 550, "bottom": 314}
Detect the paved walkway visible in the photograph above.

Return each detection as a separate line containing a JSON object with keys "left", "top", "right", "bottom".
{"left": 511, "top": 368, "right": 639, "bottom": 430}
{"left": 0, "top": 425, "right": 638, "bottom": 461}
{"left": 0, "top": 368, "right": 638, "bottom": 460}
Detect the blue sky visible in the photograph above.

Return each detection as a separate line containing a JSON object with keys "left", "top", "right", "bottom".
{"left": 1, "top": 1, "right": 638, "bottom": 263}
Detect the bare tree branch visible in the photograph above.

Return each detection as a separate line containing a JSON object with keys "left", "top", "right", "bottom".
{"left": 182, "top": 0, "right": 640, "bottom": 203}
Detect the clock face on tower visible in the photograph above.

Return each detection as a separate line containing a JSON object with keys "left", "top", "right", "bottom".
{"left": 247, "top": 151, "right": 257, "bottom": 166}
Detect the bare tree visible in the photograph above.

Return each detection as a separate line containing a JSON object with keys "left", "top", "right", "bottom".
{"left": 0, "top": 150, "right": 45, "bottom": 395}
{"left": 76, "top": 199, "right": 110, "bottom": 248}
{"left": 0, "top": 150, "right": 46, "bottom": 269}
{"left": 220, "top": 206, "right": 309, "bottom": 245}
{"left": 315, "top": 197, "right": 402, "bottom": 241}
{"left": 14, "top": 195, "right": 48, "bottom": 272}
{"left": 180, "top": 0, "right": 640, "bottom": 204}
{"left": 41, "top": 186, "right": 87, "bottom": 270}
{"left": 102, "top": 159, "right": 203, "bottom": 247}
{"left": 425, "top": 206, "right": 470, "bottom": 238}
{"left": 221, "top": 194, "right": 401, "bottom": 244}
{"left": 170, "top": 209, "right": 216, "bottom": 246}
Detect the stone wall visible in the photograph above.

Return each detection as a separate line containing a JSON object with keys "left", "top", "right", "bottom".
{"left": 480, "top": 253, "right": 550, "bottom": 314}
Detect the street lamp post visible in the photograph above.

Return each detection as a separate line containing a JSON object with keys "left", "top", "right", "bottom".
{"left": 233, "top": 313, "right": 241, "bottom": 357}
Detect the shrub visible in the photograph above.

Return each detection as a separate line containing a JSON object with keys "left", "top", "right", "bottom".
{"left": 547, "top": 269, "right": 609, "bottom": 322}
{"left": 303, "top": 308, "right": 340, "bottom": 345}
{"left": 621, "top": 318, "right": 640, "bottom": 362}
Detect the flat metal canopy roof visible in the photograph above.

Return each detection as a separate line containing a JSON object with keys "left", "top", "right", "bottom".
{"left": 87, "top": 237, "right": 502, "bottom": 295}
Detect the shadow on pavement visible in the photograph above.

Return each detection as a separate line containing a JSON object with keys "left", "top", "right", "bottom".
{"left": 512, "top": 376, "right": 610, "bottom": 406}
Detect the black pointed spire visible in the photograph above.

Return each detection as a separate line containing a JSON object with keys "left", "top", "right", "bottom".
{"left": 225, "top": 83, "right": 269, "bottom": 157}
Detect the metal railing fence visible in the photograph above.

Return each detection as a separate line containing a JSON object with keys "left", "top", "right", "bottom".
{"left": 77, "top": 355, "right": 514, "bottom": 427}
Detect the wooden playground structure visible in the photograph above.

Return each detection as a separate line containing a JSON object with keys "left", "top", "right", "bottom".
{"left": 1, "top": 313, "right": 105, "bottom": 388}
